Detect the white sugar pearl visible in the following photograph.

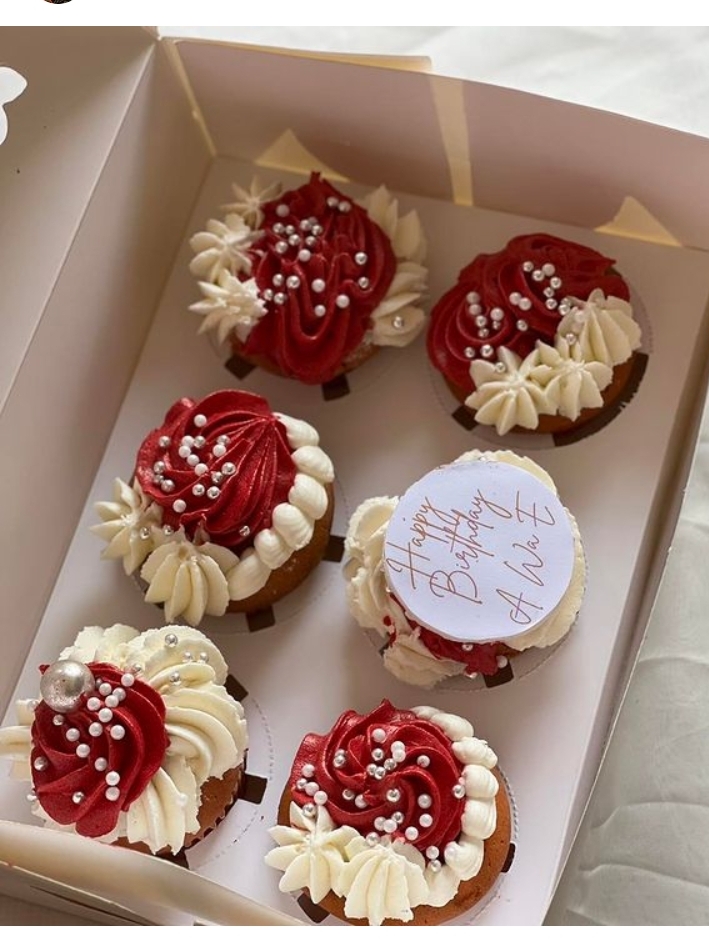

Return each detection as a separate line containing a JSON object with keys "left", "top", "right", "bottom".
{"left": 335, "top": 294, "right": 350, "bottom": 309}
{"left": 120, "top": 673, "right": 134, "bottom": 687}
{"left": 419, "top": 813, "right": 433, "bottom": 828}
{"left": 86, "top": 697, "right": 101, "bottom": 712}
{"left": 89, "top": 723, "right": 102, "bottom": 737}
{"left": 98, "top": 708, "right": 113, "bottom": 723}
{"left": 313, "top": 791, "right": 328, "bottom": 805}
{"left": 314, "top": 305, "right": 326, "bottom": 317}
{"left": 276, "top": 204, "right": 289, "bottom": 217}
{"left": 195, "top": 463, "right": 208, "bottom": 476}
{"left": 417, "top": 755, "right": 430, "bottom": 768}
{"left": 405, "top": 826, "right": 419, "bottom": 841}
{"left": 76, "top": 744, "right": 90, "bottom": 758}
{"left": 172, "top": 499, "right": 186, "bottom": 513}
{"left": 105, "top": 787, "right": 120, "bottom": 802}
{"left": 311, "top": 279, "right": 325, "bottom": 293}
{"left": 110, "top": 725, "right": 126, "bottom": 740}
{"left": 466, "top": 291, "right": 480, "bottom": 304}
{"left": 382, "top": 819, "right": 397, "bottom": 834}
{"left": 98, "top": 683, "right": 112, "bottom": 697}
{"left": 298, "top": 249, "right": 311, "bottom": 262}
{"left": 65, "top": 728, "right": 80, "bottom": 742}
{"left": 518, "top": 297, "right": 532, "bottom": 311}
{"left": 542, "top": 263, "right": 555, "bottom": 276}
{"left": 374, "top": 816, "right": 386, "bottom": 831}
{"left": 372, "top": 729, "right": 386, "bottom": 743}
{"left": 106, "top": 771, "right": 121, "bottom": 786}
{"left": 187, "top": 454, "right": 199, "bottom": 467}
{"left": 418, "top": 794, "right": 432, "bottom": 808}
{"left": 104, "top": 695, "right": 119, "bottom": 709}
{"left": 94, "top": 757, "right": 108, "bottom": 772}
{"left": 301, "top": 763, "right": 315, "bottom": 778}
{"left": 193, "top": 414, "right": 207, "bottom": 427}
{"left": 304, "top": 781, "right": 319, "bottom": 796}
{"left": 113, "top": 688, "right": 126, "bottom": 702}
{"left": 426, "top": 846, "right": 440, "bottom": 860}
{"left": 178, "top": 445, "right": 191, "bottom": 459}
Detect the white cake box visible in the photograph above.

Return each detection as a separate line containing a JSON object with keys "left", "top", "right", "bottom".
{"left": 2, "top": 26, "right": 709, "bottom": 926}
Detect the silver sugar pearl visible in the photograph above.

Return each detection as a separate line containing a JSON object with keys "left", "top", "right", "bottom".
{"left": 366, "top": 763, "right": 377, "bottom": 777}
{"left": 272, "top": 223, "right": 284, "bottom": 234}
{"left": 222, "top": 462, "right": 236, "bottom": 475}
{"left": 273, "top": 292, "right": 286, "bottom": 305}
{"left": 474, "top": 314, "right": 488, "bottom": 328}
{"left": 158, "top": 436, "right": 171, "bottom": 448}
{"left": 464, "top": 346, "right": 475, "bottom": 359}
{"left": 543, "top": 286, "right": 555, "bottom": 298}
{"left": 40, "top": 661, "right": 95, "bottom": 714}
{"left": 532, "top": 269, "right": 545, "bottom": 282}
{"left": 355, "top": 794, "right": 368, "bottom": 808}
{"left": 466, "top": 291, "right": 480, "bottom": 303}
{"left": 163, "top": 525, "right": 174, "bottom": 536}
{"left": 182, "top": 651, "right": 193, "bottom": 662}
{"left": 160, "top": 480, "right": 175, "bottom": 493}
{"left": 33, "top": 756, "right": 48, "bottom": 771}
{"left": 490, "top": 307, "right": 504, "bottom": 322}
{"left": 300, "top": 219, "right": 312, "bottom": 231}
{"left": 550, "top": 276, "right": 562, "bottom": 289}
{"left": 522, "top": 261, "right": 534, "bottom": 272}
{"left": 296, "top": 778, "right": 307, "bottom": 790}
{"left": 164, "top": 634, "right": 178, "bottom": 648}
{"left": 477, "top": 328, "right": 490, "bottom": 339}
{"left": 418, "top": 794, "right": 432, "bottom": 808}
{"left": 169, "top": 672, "right": 180, "bottom": 684}
{"left": 518, "top": 297, "right": 532, "bottom": 311}
{"left": 198, "top": 653, "right": 209, "bottom": 663}
{"left": 288, "top": 234, "right": 301, "bottom": 246}
{"left": 453, "top": 783, "right": 466, "bottom": 799}
{"left": 516, "top": 319, "right": 529, "bottom": 332}
{"left": 428, "top": 859, "right": 442, "bottom": 873}
{"left": 153, "top": 461, "right": 165, "bottom": 474}
{"left": 285, "top": 224, "right": 295, "bottom": 235}
{"left": 333, "top": 753, "right": 346, "bottom": 768}
{"left": 302, "top": 803, "right": 316, "bottom": 818}
{"left": 392, "top": 315, "right": 404, "bottom": 330}
{"left": 355, "top": 252, "right": 367, "bottom": 265}
{"left": 417, "top": 755, "right": 430, "bottom": 768}
{"left": 374, "top": 766, "right": 386, "bottom": 780}
{"left": 239, "top": 525, "right": 251, "bottom": 538}
{"left": 366, "top": 832, "right": 379, "bottom": 846}
{"left": 384, "top": 758, "right": 397, "bottom": 772}
{"left": 207, "top": 486, "right": 220, "bottom": 500}
{"left": 305, "top": 236, "right": 317, "bottom": 247}
{"left": 211, "top": 471, "right": 224, "bottom": 484}
{"left": 542, "top": 262, "right": 556, "bottom": 276}
{"left": 311, "top": 225, "right": 323, "bottom": 236}
{"left": 480, "top": 344, "right": 494, "bottom": 358}
{"left": 357, "top": 277, "right": 370, "bottom": 289}
{"left": 386, "top": 788, "right": 401, "bottom": 803}
{"left": 371, "top": 748, "right": 385, "bottom": 761}
{"left": 494, "top": 362, "right": 506, "bottom": 372}
{"left": 262, "top": 289, "right": 272, "bottom": 301}
{"left": 565, "top": 332, "right": 577, "bottom": 345}
{"left": 275, "top": 241, "right": 288, "bottom": 254}
{"left": 72, "top": 791, "right": 85, "bottom": 805}
{"left": 192, "top": 483, "right": 205, "bottom": 497}
{"left": 392, "top": 811, "right": 404, "bottom": 824}
{"left": 272, "top": 273, "right": 284, "bottom": 286}
{"left": 139, "top": 527, "right": 151, "bottom": 540}
{"left": 343, "top": 789, "right": 355, "bottom": 801}
{"left": 545, "top": 298, "right": 558, "bottom": 310}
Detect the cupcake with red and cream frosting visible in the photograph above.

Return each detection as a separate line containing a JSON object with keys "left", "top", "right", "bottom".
{"left": 92, "top": 389, "right": 335, "bottom": 625}
{"left": 344, "top": 450, "right": 586, "bottom": 688}
{"left": 189, "top": 173, "right": 427, "bottom": 384}
{"left": 428, "top": 233, "right": 642, "bottom": 435}
{"left": 0, "top": 623, "right": 248, "bottom": 855}
{"left": 266, "top": 700, "right": 511, "bottom": 925}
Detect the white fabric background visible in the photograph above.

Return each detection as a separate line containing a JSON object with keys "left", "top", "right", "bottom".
{"left": 3, "top": 25, "right": 709, "bottom": 926}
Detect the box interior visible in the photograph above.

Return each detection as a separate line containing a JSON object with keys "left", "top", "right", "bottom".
{"left": 2, "top": 33, "right": 709, "bottom": 925}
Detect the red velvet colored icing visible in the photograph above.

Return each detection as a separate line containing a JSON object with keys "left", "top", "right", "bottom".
{"left": 428, "top": 232, "right": 630, "bottom": 393}
{"left": 415, "top": 629, "right": 513, "bottom": 677}
{"left": 239, "top": 173, "right": 397, "bottom": 384}
{"left": 290, "top": 700, "right": 465, "bottom": 853}
{"left": 135, "top": 390, "right": 297, "bottom": 550}
{"left": 30, "top": 664, "right": 167, "bottom": 838}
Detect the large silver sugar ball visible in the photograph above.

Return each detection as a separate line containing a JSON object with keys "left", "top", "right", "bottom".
{"left": 39, "top": 661, "right": 95, "bottom": 714}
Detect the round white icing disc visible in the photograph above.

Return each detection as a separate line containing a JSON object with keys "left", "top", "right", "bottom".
{"left": 383, "top": 460, "right": 575, "bottom": 643}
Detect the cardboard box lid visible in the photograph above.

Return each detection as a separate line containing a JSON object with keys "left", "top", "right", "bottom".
{"left": 0, "top": 27, "right": 155, "bottom": 412}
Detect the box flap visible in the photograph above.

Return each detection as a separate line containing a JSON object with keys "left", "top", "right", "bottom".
{"left": 172, "top": 39, "right": 454, "bottom": 201}
{"left": 463, "top": 81, "right": 709, "bottom": 250}
{"left": 0, "top": 27, "right": 155, "bottom": 413}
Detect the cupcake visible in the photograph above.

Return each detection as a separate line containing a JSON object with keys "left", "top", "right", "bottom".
{"left": 0, "top": 624, "right": 248, "bottom": 856}
{"left": 345, "top": 450, "right": 585, "bottom": 688}
{"left": 266, "top": 700, "right": 512, "bottom": 925}
{"left": 428, "top": 233, "right": 643, "bottom": 435}
{"left": 92, "top": 390, "right": 335, "bottom": 625}
{"left": 188, "top": 173, "right": 427, "bottom": 385}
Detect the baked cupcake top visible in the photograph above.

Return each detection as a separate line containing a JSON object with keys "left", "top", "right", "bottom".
{"left": 92, "top": 390, "right": 334, "bottom": 626}
{"left": 345, "top": 450, "right": 586, "bottom": 688}
{"left": 189, "top": 173, "right": 427, "bottom": 384}
{"left": 428, "top": 233, "right": 641, "bottom": 433}
{"left": 0, "top": 624, "right": 248, "bottom": 854}
{"left": 266, "top": 700, "right": 503, "bottom": 925}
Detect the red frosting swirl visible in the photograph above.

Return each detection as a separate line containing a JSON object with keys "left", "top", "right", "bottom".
{"left": 135, "top": 390, "right": 297, "bottom": 550}
{"left": 30, "top": 664, "right": 167, "bottom": 838}
{"left": 428, "top": 232, "right": 630, "bottom": 393}
{"left": 415, "top": 629, "right": 513, "bottom": 677}
{"left": 290, "top": 700, "right": 465, "bottom": 853}
{"left": 239, "top": 173, "right": 397, "bottom": 384}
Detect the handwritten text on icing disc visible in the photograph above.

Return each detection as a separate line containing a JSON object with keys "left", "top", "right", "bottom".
{"left": 383, "top": 460, "right": 575, "bottom": 643}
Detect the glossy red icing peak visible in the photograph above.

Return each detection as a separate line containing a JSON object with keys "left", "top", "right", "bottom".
{"left": 135, "top": 390, "right": 297, "bottom": 550}
{"left": 30, "top": 664, "right": 167, "bottom": 838}
{"left": 290, "top": 700, "right": 465, "bottom": 852}
{"left": 428, "top": 232, "right": 630, "bottom": 392}
{"left": 241, "top": 173, "right": 397, "bottom": 384}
